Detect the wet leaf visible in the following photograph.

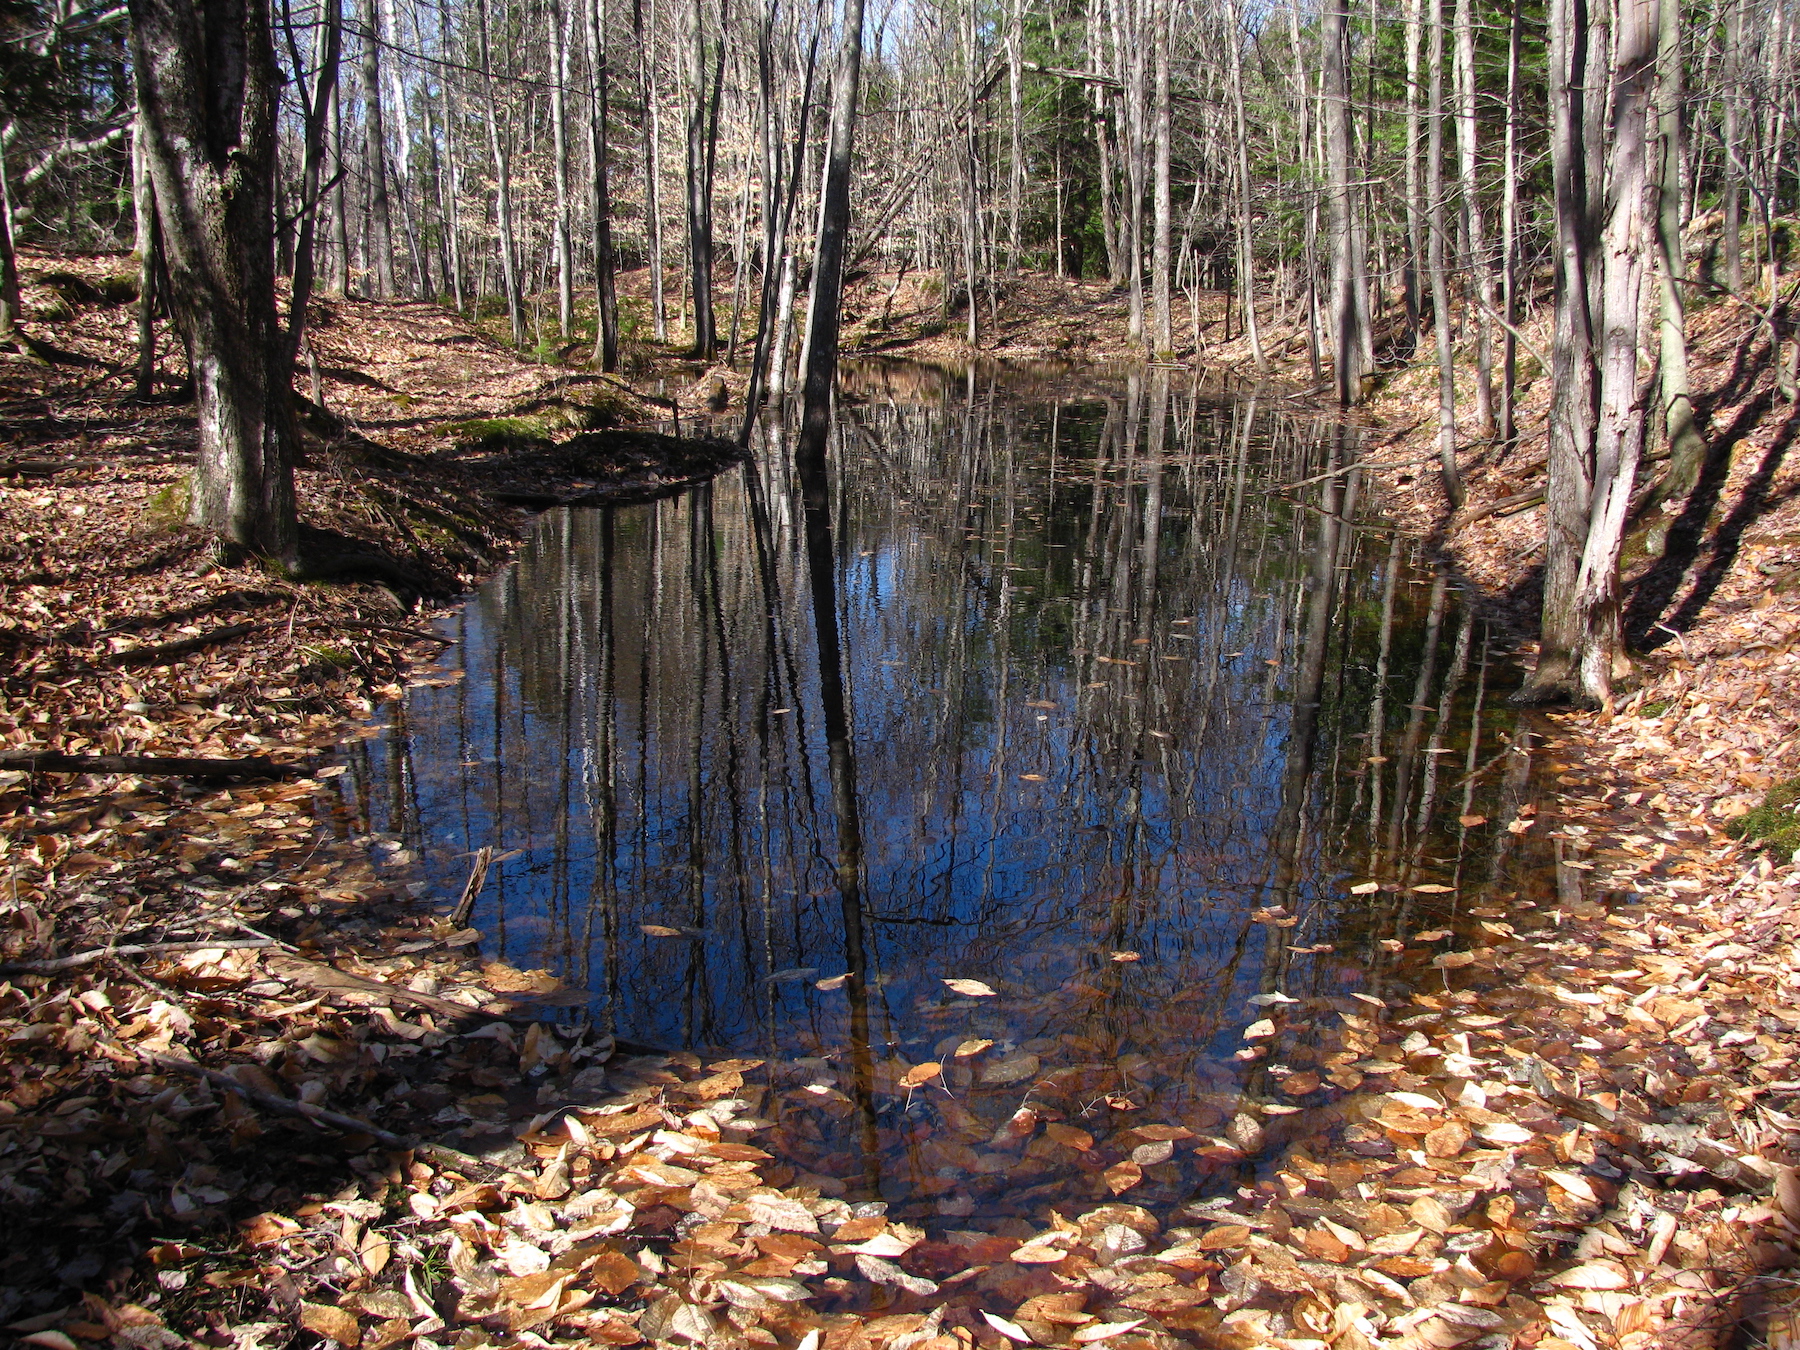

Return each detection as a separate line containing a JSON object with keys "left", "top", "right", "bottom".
{"left": 943, "top": 978, "right": 997, "bottom": 997}
{"left": 1045, "top": 1123, "right": 1094, "bottom": 1151}
{"left": 1103, "top": 1160, "right": 1143, "bottom": 1193}
{"left": 1243, "top": 1019, "right": 1276, "bottom": 1039}
{"left": 815, "top": 974, "right": 849, "bottom": 990}
{"left": 1073, "top": 1321, "right": 1146, "bottom": 1343}
{"left": 900, "top": 1061, "right": 943, "bottom": 1087}
{"left": 855, "top": 1254, "right": 937, "bottom": 1296}
{"left": 979, "top": 1051, "right": 1040, "bottom": 1084}
{"left": 954, "top": 1038, "right": 994, "bottom": 1057}
{"left": 981, "top": 1313, "right": 1033, "bottom": 1344}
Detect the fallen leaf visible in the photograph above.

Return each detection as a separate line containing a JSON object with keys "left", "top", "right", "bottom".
{"left": 1074, "top": 1321, "right": 1146, "bottom": 1343}
{"left": 981, "top": 1313, "right": 1033, "bottom": 1344}
{"left": 900, "top": 1061, "right": 943, "bottom": 1087}
{"left": 944, "top": 978, "right": 997, "bottom": 997}
{"left": 1103, "top": 1160, "right": 1143, "bottom": 1193}
{"left": 300, "top": 1303, "right": 361, "bottom": 1348}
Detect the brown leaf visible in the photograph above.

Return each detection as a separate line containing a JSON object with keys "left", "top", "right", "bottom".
{"left": 1103, "top": 1160, "right": 1143, "bottom": 1194}
{"left": 300, "top": 1302, "right": 361, "bottom": 1348}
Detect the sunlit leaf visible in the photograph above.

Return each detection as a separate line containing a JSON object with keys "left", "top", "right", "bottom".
{"left": 943, "top": 978, "right": 997, "bottom": 997}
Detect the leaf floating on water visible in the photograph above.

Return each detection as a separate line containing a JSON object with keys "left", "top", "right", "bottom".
{"left": 1459, "top": 814, "right": 1488, "bottom": 827}
{"left": 943, "top": 978, "right": 997, "bottom": 997}
{"left": 1349, "top": 880, "right": 1381, "bottom": 894}
{"left": 1103, "top": 1160, "right": 1143, "bottom": 1193}
{"left": 1412, "top": 883, "right": 1455, "bottom": 894}
{"left": 640, "top": 924, "right": 700, "bottom": 939}
{"left": 1248, "top": 991, "right": 1299, "bottom": 1005}
{"left": 953, "top": 1038, "right": 994, "bottom": 1057}
{"left": 1024, "top": 700, "right": 1058, "bottom": 710}
{"left": 745, "top": 1192, "right": 821, "bottom": 1233}
{"left": 1017, "top": 773, "right": 1048, "bottom": 782}
{"left": 900, "top": 1061, "right": 943, "bottom": 1087}
{"left": 1433, "top": 950, "right": 1478, "bottom": 970}
{"left": 978, "top": 1051, "right": 1040, "bottom": 1084}
{"left": 1414, "top": 929, "right": 1452, "bottom": 942}
{"left": 1110, "top": 950, "right": 1141, "bottom": 962}
{"left": 981, "top": 1313, "right": 1033, "bottom": 1344}
{"left": 1045, "top": 1122, "right": 1093, "bottom": 1151}
{"left": 765, "top": 967, "right": 819, "bottom": 983}
{"left": 855, "top": 1254, "right": 937, "bottom": 1296}
{"left": 814, "top": 973, "right": 849, "bottom": 990}
{"left": 1243, "top": 1018, "right": 1276, "bottom": 1039}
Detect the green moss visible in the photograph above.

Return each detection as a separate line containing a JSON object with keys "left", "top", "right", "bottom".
{"left": 438, "top": 415, "right": 557, "bottom": 450}
{"left": 1725, "top": 776, "right": 1800, "bottom": 856}
{"left": 298, "top": 643, "right": 357, "bottom": 669}
{"left": 144, "top": 479, "right": 191, "bottom": 530}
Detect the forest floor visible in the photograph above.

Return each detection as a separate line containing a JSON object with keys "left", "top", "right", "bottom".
{"left": 3, "top": 251, "right": 1800, "bottom": 1350}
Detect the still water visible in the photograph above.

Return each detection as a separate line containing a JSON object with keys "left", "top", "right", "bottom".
{"left": 336, "top": 362, "right": 1553, "bottom": 1217}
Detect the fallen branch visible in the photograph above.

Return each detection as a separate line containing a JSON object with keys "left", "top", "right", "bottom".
{"left": 0, "top": 750, "right": 297, "bottom": 779}
{"left": 449, "top": 846, "right": 493, "bottom": 927}
{"left": 0, "top": 937, "right": 274, "bottom": 976}
{"left": 1449, "top": 488, "right": 1546, "bottom": 531}
{"left": 102, "top": 622, "right": 265, "bottom": 667}
{"left": 139, "top": 1050, "right": 410, "bottom": 1148}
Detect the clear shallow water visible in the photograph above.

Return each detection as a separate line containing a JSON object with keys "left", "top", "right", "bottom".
{"left": 332, "top": 362, "right": 1556, "bottom": 1218}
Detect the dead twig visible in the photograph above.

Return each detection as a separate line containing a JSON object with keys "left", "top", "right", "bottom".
{"left": 138, "top": 1049, "right": 411, "bottom": 1148}
{"left": 449, "top": 845, "right": 493, "bottom": 928}
{"left": 0, "top": 937, "right": 274, "bottom": 976}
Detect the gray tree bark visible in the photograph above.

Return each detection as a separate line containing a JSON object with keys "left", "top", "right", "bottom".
{"left": 130, "top": 0, "right": 299, "bottom": 565}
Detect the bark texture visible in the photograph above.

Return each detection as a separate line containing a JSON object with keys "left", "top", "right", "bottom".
{"left": 130, "top": 0, "right": 299, "bottom": 565}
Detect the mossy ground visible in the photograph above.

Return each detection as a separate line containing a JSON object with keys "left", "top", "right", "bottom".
{"left": 1727, "top": 776, "right": 1800, "bottom": 856}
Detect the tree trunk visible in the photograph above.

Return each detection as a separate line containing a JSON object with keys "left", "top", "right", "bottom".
{"left": 1644, "top": 0, "right": 1705, "bottom": 507}
{"left": 1148, "top": 0, "right": 1172, "bottom": 355}
{"left": 0, "top": 125, "right": 20, "bottom": 343}
{"left": 1499, "top": 0, "right": 1523, "bottom": 445}
{"left": 1425, "top": 0, "right": 1463, "bottom": 505}
{"left": 586, "top": 0, "right": 620, "bottom": 368}
{"left": 1225, "top": 0, "right": 1264, "bottom": 368}
{"left": 1568, "top": 0, "right": 1658, "bottom": 705}
{"left": 795, "top": 0, "right": 866, "bottom": 466}
{"left": 476, "top": 0, "right": 527, "bottom": 346}
{"left": 130, "top": 0, "right": 299, "bottom": 565}
{"left": 550, "top": 0, "right": 575, "bottom": 338}
{"left": 1453, "top": 0, "right": 1495, "bottom": 434}
{"left": 642, "top": 5, "right": 668, "bottom": 343}
{"left": 359, "top": 0, "right": 395, "bottom": 297}
{"left": 1323, "top": 0, "right": 1367, "bottom": 405}
{"left": 286, "top": 0, "right": 342, "bottom": 360}
{"left": 685, "top": 0, "right": 721, "bottom": 359}
{"left": 1403, "top": 0, "right": 1423, "bottom": 348}
{"left": 132, "top": 114, "right": 161, "bottom": 397}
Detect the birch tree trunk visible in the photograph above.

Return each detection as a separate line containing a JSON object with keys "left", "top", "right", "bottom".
{"left": 1323, "top": 0, "right": 1367, "bottom": 405}
{"left": 585, "top": 0, "right": 619, "bottom": 368}
{"left": 1148, "top": 0, "right": 1172, "bottom": 355}
{"left": 1453, "top": 0, "right": 1495, "bottom": 433}
{"left": 796, "top": 0, "right": 866, "bottom": 465}
{"left": 476, "top": 0, "right": 526, "bottom": 345}
{"left": 550, "top": 0, "right": 575, "bottom": 337}
{"left": 1426, "top": 0, "right": 1463, "bottom": 503}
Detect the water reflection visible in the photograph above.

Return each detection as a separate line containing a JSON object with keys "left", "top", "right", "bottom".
{"left": 336, "top": 362, "right": 1554, "bottom": 1218}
